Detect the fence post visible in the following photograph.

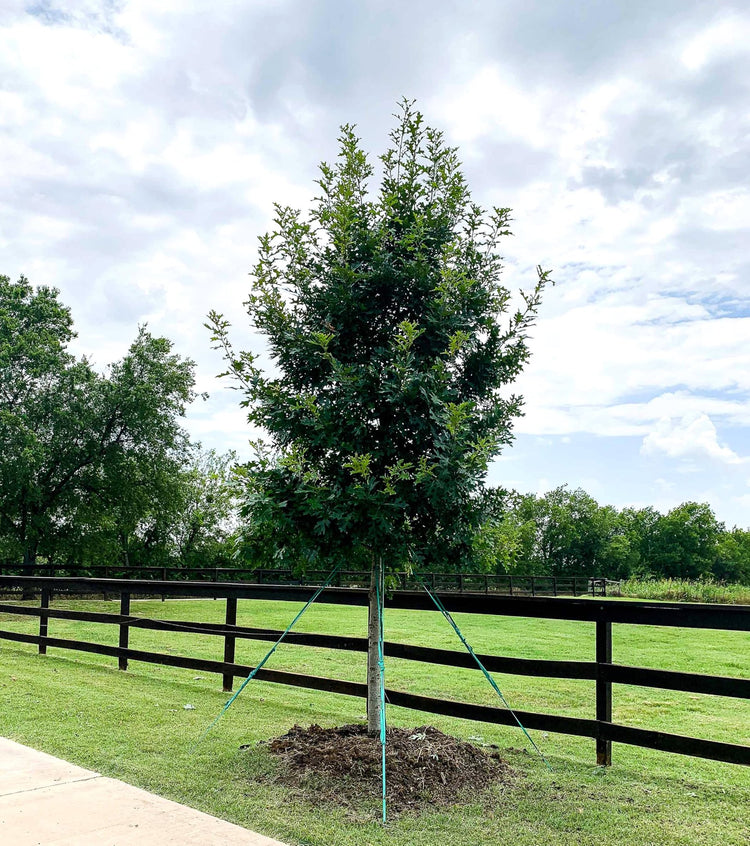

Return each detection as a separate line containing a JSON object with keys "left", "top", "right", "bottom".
{"left": 509, "top": 576, "right": 513, "bottom": 596}
{"left": 531, "top": 576, "right": 536, "bottom": 597}
{"left": 119, "top": 592, "right": 130, "bottom": 671}
{"left": 553, "top": 577, "right": 557, "bottom": 597}
{"left": 596, "top": 616, "right": 613, "bottom": 766}
{"left": 458, "top": 573, "right": 464, "bottom": 592}
{"left": 223, "top": 596, "right": 238, "bottom": 692}
{"left": 39, "top": 588, "right": 50, "bottom": 655}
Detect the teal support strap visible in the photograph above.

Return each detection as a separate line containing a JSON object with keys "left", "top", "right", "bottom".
{"left": 419, "top": 579, "right": 551, "bottom": 771}
{"left": 195, "top": 564, "right": 341, "bottom": 746}
{"left": 375, "top": 563, "right": 387, "bottom": 824}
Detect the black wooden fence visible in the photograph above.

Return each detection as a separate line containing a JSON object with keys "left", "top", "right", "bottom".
{"left": 0, "top": 575, "right": 748, "bottom": 768}
{"left": 0, "top": 565, "right": 607, "bottom": 596}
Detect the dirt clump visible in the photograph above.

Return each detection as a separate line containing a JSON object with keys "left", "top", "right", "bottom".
{"left": 264, "top": 723, "right": 516, "bottom": 815}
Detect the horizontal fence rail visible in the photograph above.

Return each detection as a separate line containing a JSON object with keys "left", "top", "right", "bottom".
{"left": 0, "top": 575, "right": 748, "bottom": 768}
{"left": 0, "top": 565, "right": 610, "bottom": 596}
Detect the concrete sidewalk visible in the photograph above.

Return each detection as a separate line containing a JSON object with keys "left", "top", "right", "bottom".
{"left": 0, "top": 738, "right": 289, "bottom": 845}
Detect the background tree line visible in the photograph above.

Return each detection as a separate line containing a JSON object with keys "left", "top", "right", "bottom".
{"left": 479, "top": 485, "right": 750, "bottom": 584}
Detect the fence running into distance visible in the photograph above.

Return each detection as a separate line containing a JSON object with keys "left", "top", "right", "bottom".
{"left": 0, "top": 574, "right": 748, "bottom": 768}
{"left": 0, "top": 564, "right": 611, "bottom": 597}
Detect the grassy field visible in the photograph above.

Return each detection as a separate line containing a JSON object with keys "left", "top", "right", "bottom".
{"left": 0, "top": 596, "right": 748, "bottom": 845}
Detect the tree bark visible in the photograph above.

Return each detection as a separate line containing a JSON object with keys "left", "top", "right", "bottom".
{"left": 21, "top": 545, "right": 37, "bottom": 600}
{"left": 366, "top": 557, "right": 382, "bottom": 737}
{"left": 22, "top": 545, "right": 36, "bottom": 576}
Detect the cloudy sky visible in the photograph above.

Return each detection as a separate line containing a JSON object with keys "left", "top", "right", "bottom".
{"left": 2, "top": 0, "right": 749, "bottom": 527}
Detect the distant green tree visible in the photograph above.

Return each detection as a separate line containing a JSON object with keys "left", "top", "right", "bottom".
{"left": 72, "top": 445, "right": 188, "bottom": 571}
{"left": 595, "top": 504, "right": 632, "bottom": 579}
{"left": 714, "top": 528, "right": 750, "bottom": 584}
{"left": 0, "top": 275, "right": 197, "bottom": 573}
{"left": 521, "top": 486, "right": 611, "bottom": 577}
{"left": 650, "top": 502, "right": 722, "bottom": 579}
{"left": 598, "top": 529, "right": 635, "bottom": 580}
{"left": 477, "top": 489, "right": 539, "bottom": 574}
{"left": 171, "top": 447, "right": 239, "bottom": 570}
{"left": 616, "top": 506, "right": 662, "bottom": 577}
{"left": 208, "top": 101, "right": 549, "bottom": 734}
{"left": 1, "top": 274, "right": 79, "bottom": 569}
{"left": 55, "top": 444, "right": 238, "bottom": 573}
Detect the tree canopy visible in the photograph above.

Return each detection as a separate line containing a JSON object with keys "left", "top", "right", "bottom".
{"left": 209, "top": 101, "right": 550, "bottom": 577}
{"left": 0, "top": 274, "right": 236, "bottom": 572}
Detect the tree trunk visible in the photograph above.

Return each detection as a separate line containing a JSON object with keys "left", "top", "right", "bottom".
{"left": 21, "top": 545, "right": 37, "bottom": 600}
{"left": 366, "top": 558, "right": 383, "bottom": 737}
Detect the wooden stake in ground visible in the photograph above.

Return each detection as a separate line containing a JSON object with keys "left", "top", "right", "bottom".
{"left": 367, "top": 558, "right": 383, "bottom": 738}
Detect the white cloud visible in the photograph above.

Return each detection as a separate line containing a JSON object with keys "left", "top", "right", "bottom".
{"left": 680, "top": 13, "right": 750, "bottom": 71}
{"left": 430, "top": 63, "right": 553, "bottom": 151}
{"left": 515, "top": 287, "right": 750, "bottom": 437}
{"left": 641, "top": 413, "right": 747, "bottom": 465}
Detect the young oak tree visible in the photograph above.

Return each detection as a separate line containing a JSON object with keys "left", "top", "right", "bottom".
{"left": 208, "top": 102, "right": 550, "bottom": 735}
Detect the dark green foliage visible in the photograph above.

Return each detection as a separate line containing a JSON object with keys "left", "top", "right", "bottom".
{"left": 715, "top": 528, "right": 750, "bottom": 583}
{"left": 209, "top": 102, "right": 549, "bottom": 574}
{"left": 649, "top": 501, "right": 722, "bottom": 580}
{"left": 0, "top": 274, "right": 237, "bottom": 572}
{"left": 170, "top": 447, "right": 239, "bottom": 569}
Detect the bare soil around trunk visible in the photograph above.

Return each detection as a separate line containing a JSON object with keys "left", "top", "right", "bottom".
{"left": 264, "top": 723, "right": 517, "bottom": 816}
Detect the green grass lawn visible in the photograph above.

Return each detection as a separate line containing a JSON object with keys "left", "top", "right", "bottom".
{"left": 1, "top": 597, "right": 748, "bottom": 845}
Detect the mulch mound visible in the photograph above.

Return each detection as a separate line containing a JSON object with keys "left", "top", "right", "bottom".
{"left": 263, "top": 723, "right": 516, "bottom": 815}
